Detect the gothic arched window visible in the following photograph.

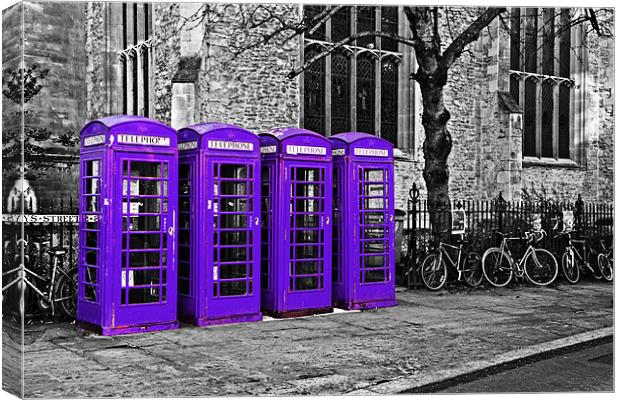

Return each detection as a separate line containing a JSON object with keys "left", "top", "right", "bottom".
{"left": 303, "top": 47, "right": 326, "bottom": 134}
{"left": 356, "top": 54, "right": 375, "bottom": 134}
{"left": 331, "top": 51, "right": 351, "bottom": 134}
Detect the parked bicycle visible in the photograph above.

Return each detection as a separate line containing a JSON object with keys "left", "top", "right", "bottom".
{"left": 556, "top": 231, "right": 613, "bottom": 284}
{"left": 420, "top": 236, "right": 483, "bottom": 291}
{"left": 482, "top": 230, "right": 558, "bottom": 287}
{"left": 2, "top": 238, "right": 77, "bottom": 320}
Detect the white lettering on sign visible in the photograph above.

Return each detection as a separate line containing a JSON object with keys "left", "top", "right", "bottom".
{"left": 207, "top": 140, "right": 254, "bottom": 151}
{"left": 286, "top": 145, "right": 327, "bottom": 156}
{"left": 353, "top": 148, "right": 389, "bottom": 157}
{"left": 84, "top": 135, "right": 106, "bottom": 146}
{"left": 121, "top": 270, "right": 134, "bottom": 288}
{"left": 261, "top": 146, "right": 277, "bottom": 154}
{"left": 332, "top": 148, "right": 345, "bottom": 156}
{"left": 117, "top": 134, "right": 170, "bottom": 147}
{"left": 178, "top": 141, "right": 198, "bottom": 151}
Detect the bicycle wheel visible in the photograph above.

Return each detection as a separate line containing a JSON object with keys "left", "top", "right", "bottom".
{"left": 54, "top": 267, "right": 77, "bottom": 320}
{"left": 524, "top": 248, "right": 558, "bottom": 286}
{"left": 597, "top": 253, "right": 613, "bottom": 282}
{"left": 482, "top": 248, "right": 512, "bottom": 287}
{"left": 420, "top": 253, "right": 448, "bottom": 291}
{"left": 561, "top": 250, "right": 580, "bottom": 284}
{"left": 463, "top": 251, "right": 483, "bottom": 287}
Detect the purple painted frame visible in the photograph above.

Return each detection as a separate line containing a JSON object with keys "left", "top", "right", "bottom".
{"left": 77, "top": 115, "right": 179, "bottom": 335}
{"left": 259, "top": 127, "right": 333, "bottom": 317}
{"left": 329, "top": 132, "right": 397, "bottom": 310}
{"left": 177, "top": 122, "right": 262, "bottom": 326}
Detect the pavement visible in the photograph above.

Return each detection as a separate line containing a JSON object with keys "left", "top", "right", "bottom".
{"left": 6, "top": 280, "right": 614, "bottom": 397}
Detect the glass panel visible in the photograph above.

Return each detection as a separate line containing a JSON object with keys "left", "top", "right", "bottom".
{"left": 123, "top": 216, "right": 160, "bottom": 231}
{"left": 130, "top": 268, "right": 161, "bottom": 286}
{"left": 220, "top": 264, "right": 247, "bottom": 279}
{"left": 294, "top": 229, "right": 321, "bottom": 244}
{"left": 125, "top": 179, "right": 162, "bottom": 196}
{"left": 293, "top": 214, "right": 320, "bottom": 228}
{"left": 364, "top": 169, "right": 385, "bottom": 181}
{"left": 219, "top": 214, "right": 248, "bottom": 229}
{"left": 128, "top": 251, "right": 161, "bottom": 268}
{"left": 364, "top": 212, "right": 385, "bottom": 224}
{"left": 303, "top": 47, "right": 326, "bottom": 134}
{"left": 85, "top": 196, "right": 99, "bottom": 212}
{"left": 220, "top": 247, "right": 249, "bottom": 262}
{"left": 294, "top": 245, "right": 320, "bottom": 259}
{"left": 219, "top": 280, "right": 247, "bottom": 296}
{"left": 86, "top": 160, "right": 100, "bottom": 176}
{"left": 86, "top": 215, "right": 99, "bottom": 230}
{"left": 220, "top": 181, "right": 249, "bottom": 196}
{"left": 381, "top": 58, "right": 398, "bottom": 145}
{"left": 364, "top": 269, "right": 385, "bottom": 283}
{"left": 331, "top": 51, "right": 351, "bottom": 133}
{"left": 363, "top": 241, "right": 386, "bottom": 253}
{"left": 84, "top": 285, "right": 97, "bottom": 301}
{"left": 221, "top": 198, "right": 250, "bottom": 212}
{"left": 86, "top": 231, "right": 98, "bottom": 248}
{"left": 304, "top": 5, "right": 326, "bottom": 40}
{"left": 356, "top": 6, "right": 375, "bottom": 47}
{"left": 332, "top": 7, "right": 351, "bottom": 42}
{"left": 364, "top": 255, "right": 385, "bottom": 268}
{"left": 295, "top": 168, "right": 320, "bottom": 181}
{"left": 220, "top": 164, "right": 248, "bottom": 179}
{"left": 124, "top": 233, "right": 161, "bottom": 250}
{"left": 130, "top": 161, "right": 162, "bottom": 178}
{"left": 85, "top": 178, "right": 99, "bottom": 194}
{"left": 125, "top": 287, "right": 160, "bottom": 304}
{"left": 381, "top": 6, "right": 398, "bottom": 51}
{"left": 220, "top": 231, "right": 250, "bottom": 246}
{"left": 363, "top": 183, "right": 385, "bottom": 196}
{"left": 85, "top": 267, "right": 97, "bottom": 284}
{"left": 85, "top": 249, "right": 98, "bottom": 266}
{"left": 361, "top": 197, "right": 385, "bottom": 210}
{"left": 363, "top": 227, "right": 387, "bottom": 239}
{"left": 357, "top": 55, "right": 375, "bottom": 134}
{"left": 295, "top": 276, "right": 319, "bottom": 290}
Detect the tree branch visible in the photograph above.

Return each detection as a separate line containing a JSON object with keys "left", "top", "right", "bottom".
{"left": 286, "top": 31, "right": 417, "bottom": 79}
{"left": 439, "top": 7, "right": 506, "bottom": 71}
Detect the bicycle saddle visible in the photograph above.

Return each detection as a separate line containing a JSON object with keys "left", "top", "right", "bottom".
{"left": 47, "top": 247, "right": 67, "bottom": 256}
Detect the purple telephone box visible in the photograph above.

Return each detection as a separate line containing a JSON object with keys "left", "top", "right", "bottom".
{"left": 177, "top": 123, "right": 262, "bottom": 326}
{"left": 77, "top": 115, "right": 179, "bottom": 335}
{"left": 329, "top": 132, "right": 397, "bottom": 310}
{"left": 259, "top": 127, "right": 333, "bottom": 317}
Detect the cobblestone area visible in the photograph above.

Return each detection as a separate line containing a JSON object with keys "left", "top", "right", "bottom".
{"left": 15, "top": 281, "right": 613, "bottom": 397}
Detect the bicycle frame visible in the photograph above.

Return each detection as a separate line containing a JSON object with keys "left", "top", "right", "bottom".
{"left": 437, "top": 242, "right": 471, "bottom": 281}
{"left": 497, "top": 237, "right": 537, "bottom": 278}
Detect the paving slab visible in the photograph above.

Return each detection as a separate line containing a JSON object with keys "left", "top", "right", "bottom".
{"left": 9, "top": 280, "right": 613, "bottom": 397}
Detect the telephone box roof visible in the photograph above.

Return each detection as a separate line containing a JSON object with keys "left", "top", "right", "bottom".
{"left": 330, "top": 131, "right": 392, "bottom": 146}
{"left": 81, "top": 115, "right": 174, "bottom": 135}
{"left": 180, "top": 122, "right": 254, "bottom": 136}
{"left": 259, "top": 127, "right": 326, "bottom": 142}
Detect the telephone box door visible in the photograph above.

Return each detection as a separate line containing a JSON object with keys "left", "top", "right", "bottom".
{"left": 283, "top": 161, "right": 332, "bottom": 310}
{"left": 113, "top": 154, "right": 177, "bottom": 327}
{"left": 354, "top": 163, "right": 394, "bottom": 302}
{"left": 206, "top": 158, "right": 259, "bottom": 317}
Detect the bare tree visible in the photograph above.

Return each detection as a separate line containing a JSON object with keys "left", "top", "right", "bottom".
{"left": 181, "top": 5, "right": 611, "bottom": 238}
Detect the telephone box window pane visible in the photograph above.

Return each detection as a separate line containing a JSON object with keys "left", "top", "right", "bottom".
{"left": 130, "top": 161, "right": 163, "bottom": 178}
{"left": 220, "top": 231, "right": 249, "bottom": 246}
{"left": 219, "top": 215, "right": 248, "bottom": 229}
{"left": 363, "top": 241, "right": 386, "bottom": 253}
{"left": 179, "top": 247, "right": 190, "bottom": 263}
{"left": 364, "top": 227, "right": 387, "bottom": 239}
{"left": 125, "top": 233, "right": 161, "bottom": 250}
{"left": 221, "top": 198, "right": 250, "bottom": 212}
{"left": 361, "top": 197, "right": 385, "bottom": 210}
{"left": 364, "top": 212, "right": 385, "bottom": 224}
{"left": 219, "top": 281, "right": 247, "bottom": 296}
{"left": 294, "top": 245, "right": 320, "bottom": 259}
{"left": 125, "top": 287, "right": 160, "bottom": 304}
{"left": 178, "top": 279, "right": 189, "bottom": 295}
{"left": 220, "top": 264, "right": 247, "bottom": 279}
{"left": 85, "top": 267, "right": 97, "bottom": 284}
{"left": 86, "top": 160, "right": 101, "bottom": 176}
{"left": 86, "top": 231, "right": 98, "bottom": 248}
{"left": 364, "top": 255, "right": 385, "bottom": 268}
{"left": 125, "top": 179, "right": 162, "bottom": 196}
{"left": 84, "top": 285, "right": 97, "bottom": 301}
{"left": 363, "top": 183, "right": 385, "bottom": 197}
{"left": 219, "top": 164, "right": 249, "bottom": 179}
{"left": 294, "top": 229, "right": 321, "bottom": 244}
{"left": 364, "top": 169, "right": 384, "bottom": 182}
{"left": 128, "top": 251, "right": 161, "bottom": 268}
{"left": 86, "top": 197, "right": 100, "bottom": 212}
{"left": 220, "top": 181, "right": 249, "bottom": 196}
{"left": 123, "top": 216, "right": 161, "bottom": 231}
{"left": 364, "top": 269, "right": 385, "bottom": 283}
{"left": 295, "top": 276, "right": 319, "bottom": 291}
{"left": 85, "top": 250, "right": 98, "bottom": 266}
{"left": 220, "top": 247, "right": 249, "bottom": 262}
{"left": 179, "top": 230, "right": 190, "bottom": 246}
{"left": 85, "top": 179, "right": 100, "bottom": 194}
{"left": 179, "top": 163, "right": 190, "bottom": 180}
{"left": 130, "top": 268, "right": 161, "bottom": 286}
{"left": 86, "top": 215, "right": 99, "bottom": 230}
